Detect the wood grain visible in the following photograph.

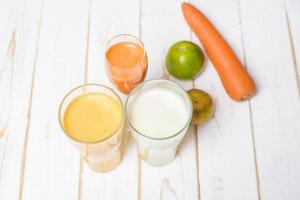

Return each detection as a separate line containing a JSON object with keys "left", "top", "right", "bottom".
{"left": 285, "top": 0, "right": 300, "bottom": 96}
{"left": 0, "top": 0, "right": 45, "bottom": 199}
{"left": 80, "top": 0, "right": 140, "bottom": 200}
{"left": 20, "top": 0, "right": 90, "bottom": 199}
{"left": 0, "top": 0, "right": 299, "bottom": 199}
{"left": 140, "top": 0, "right": 199, "bottom": 199}
{"left": 191, "top": 0, "right": 260, "bottom": 199}
{"left": 240, "top": 0, "right": 300, "bottom": 199}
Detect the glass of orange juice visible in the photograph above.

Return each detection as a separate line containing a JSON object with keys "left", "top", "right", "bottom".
{"left": 58, "top": 84, "right": 125, "bottom": 172}
{"left": 105, "top": 34, "right": 148, "bottom": 94}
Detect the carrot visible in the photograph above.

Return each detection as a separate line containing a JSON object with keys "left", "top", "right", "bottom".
{"left": 181, "top": 2, "right": 256, "bottom": 101}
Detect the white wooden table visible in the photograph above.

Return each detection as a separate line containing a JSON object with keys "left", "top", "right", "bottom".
{"left": 0, "top": 0, "right": 299, "bottom": 199}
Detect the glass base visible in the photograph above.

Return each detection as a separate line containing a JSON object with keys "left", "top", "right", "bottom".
{"left": 84, "top": 150, "right": 122, "bottom": 172}
{"left": 139, "top": 148, "right": 177, "bottom": 167}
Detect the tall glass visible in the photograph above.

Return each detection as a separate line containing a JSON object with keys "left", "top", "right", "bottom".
{"left": 58, "top": 84, "right": 125, "bottom": 172}
{"left": 125, "top": 80, "right": 192, "bottom": 166}
{"left": 105, "top": 34, "right": 148, "bottom": 94}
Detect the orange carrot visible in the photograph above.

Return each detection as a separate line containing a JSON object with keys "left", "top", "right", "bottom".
{"left": 181, "top": 2, "right": 256, "bottom": 101}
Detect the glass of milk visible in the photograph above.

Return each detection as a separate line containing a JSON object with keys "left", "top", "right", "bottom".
{"left": 125, "top": 79, "right": 192, "bottom": 166}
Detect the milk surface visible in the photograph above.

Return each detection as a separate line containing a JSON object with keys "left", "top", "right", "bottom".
{"left": 130, "top": 88, "right": 189, "bottom": 138}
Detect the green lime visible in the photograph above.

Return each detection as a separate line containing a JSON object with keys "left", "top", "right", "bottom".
{"left": 165, "top": 41, "right": 205, "bottom": 80}
{"left": 187, "top": 88, "right": 214, "bottom": 125}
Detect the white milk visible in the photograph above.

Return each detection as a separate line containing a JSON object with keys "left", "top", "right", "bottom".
{"left": 129, "top": 87, "right": 191, "bottom": 166}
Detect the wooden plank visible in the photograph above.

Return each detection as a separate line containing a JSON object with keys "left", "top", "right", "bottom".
{"left": 79, "top": 0, "right": 140, "bottom": 199}
{"left": 285, "top": 0, "right": 300, "bottom": 95}
{"left": 20, "top": 0, "right": 91, "bottom": 199}
{"left": 140, "top": 0, "right": 199, "bottom": 199}
{"left": 190, "top": 0, "right": 260, "bottom": 199}
{"left": 239, "top": 0, "right": 300, "bottom": 199}
{"left": 0, "top": 1, "right": 49, "bottom": 200}
{"left": 0, "top": 0, "right": 45, "bottom": 199}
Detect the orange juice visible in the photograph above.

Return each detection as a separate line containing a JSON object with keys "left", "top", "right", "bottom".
{"left": 63, "top": 93, "right": 122, "bottom": 143}
{"left": 106, "top": 35, "right": 147, "bottom": 93}
{"left": 59, "top": 84, "right": 125, "bottom": 172}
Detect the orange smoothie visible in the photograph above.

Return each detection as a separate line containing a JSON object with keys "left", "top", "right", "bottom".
{"left": 106, "top": 41, "right": 147, "bottom": 93}
{"left": 63, "top": 92, "right": 122, "bottom": 143}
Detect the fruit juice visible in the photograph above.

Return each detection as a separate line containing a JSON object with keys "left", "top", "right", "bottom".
{"left": 106, "top": 38, "right": 147, "bottom": 94}
{"left": 62, "top": 90, "right": 124, "bottom": 172}
{"left": 127, "top": 81, "right": 192, "bottom": 166}
{"left": 63, "top": 93, "right": 122, "bottom": 143}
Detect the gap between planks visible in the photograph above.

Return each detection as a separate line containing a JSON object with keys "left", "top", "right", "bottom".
{"left": 192, "top": 93, "right": 201, "bottom": 200}
{"left": 283, "top": 0, "right": 300, "bottom": 98}
{"left": 247, "top": 101, "right": 262, "bottom": 200}
{"left": 18, "top": 0, "right": 45, "bottom": 199}
{"left": 236, "top": 0, "right": 262, "bottom": 199}
{"left": 77, "top": 0, "right": 92, "bottom": 200}
{"left": 191, "top": 33, "right": 201, "bottom": 200}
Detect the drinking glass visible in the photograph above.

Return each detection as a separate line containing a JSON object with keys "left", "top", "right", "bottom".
{"left": 105, "top": 34, "right": 148, "bottom": 94}
{"left": 125, "top": 79, "right": 192, "bottom": 166}
{"left": 58, "top": 84, "right": 125, "bottom": 172}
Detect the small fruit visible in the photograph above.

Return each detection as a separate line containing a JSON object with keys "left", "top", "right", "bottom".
{"left": 188, "top": 88, "right": 214, "bottom": 125}
{"left": 165, "top": 41, "right": 205, "bottom": 80}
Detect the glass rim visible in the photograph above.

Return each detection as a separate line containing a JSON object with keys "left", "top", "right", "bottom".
{"left": 58, "top": 83, "right": 125, "bottom": 144}
{"left": 125, "top": 79, "right": 193, "bottom": 141}
{"left": 105, "top": 33, "right": 147, "bottom": 69}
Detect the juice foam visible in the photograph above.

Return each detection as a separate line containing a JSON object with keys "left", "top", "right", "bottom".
{"left": 63, "top": 92, "right": 122, "bottom": 143}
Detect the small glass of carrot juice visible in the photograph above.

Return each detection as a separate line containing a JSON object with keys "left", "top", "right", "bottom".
{"left": 105, "top": 34, "right": 148, "bottom": 94}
